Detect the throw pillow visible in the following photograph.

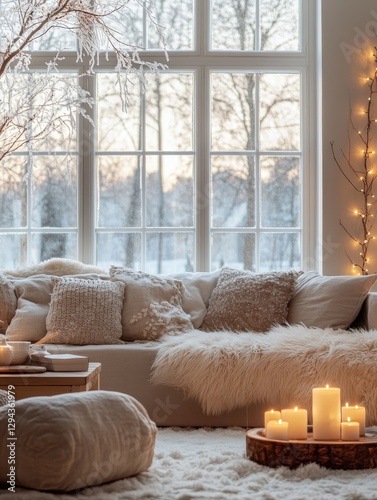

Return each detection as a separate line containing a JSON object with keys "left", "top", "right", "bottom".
{"left": 110, "top": 266, "right": 194, "bottom": 341}
{"left": 163, "top": 270, "right": 221, "bottom": 328}
{"left": 200, "top": 267, "right": 298, "bottom": 332}
{"left": 45, "top": 277, "right": 125, "bottom": 345}
{"left": 6, "top": 273, "right": 112, "bottom": 342}
{"left": 287, "top": 271, "right": 377, "bottom": 329}
{"left": 0, "top": 274, "right": 17, "bottom": 334}
{"left": 5, "top": 274, "right": 54, "bottom": 341}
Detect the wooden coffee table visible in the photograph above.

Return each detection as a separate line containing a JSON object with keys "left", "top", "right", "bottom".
{"left": 0, "top": 362, "right": 101, "bottom": 400}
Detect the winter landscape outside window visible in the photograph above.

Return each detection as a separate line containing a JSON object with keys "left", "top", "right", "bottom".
{"left": 0, "top": 0, "right": 317, "bottom": 273}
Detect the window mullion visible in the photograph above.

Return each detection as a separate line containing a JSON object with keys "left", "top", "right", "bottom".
{"left": 80, "top": 70, "right": 96, "bottom": 264}
{"left": 196, "top": 66, "right": 210, "bottom": 271}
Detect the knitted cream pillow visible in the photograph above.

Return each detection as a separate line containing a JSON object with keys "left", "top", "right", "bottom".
{"left": 46, "top": 277, "right": 125, "bottom": 345}
{"left": 200, "top": 267, "right": 298, "bottom": 333}
{"left": 0, "top": 273, "right": 17, "bottom": 334}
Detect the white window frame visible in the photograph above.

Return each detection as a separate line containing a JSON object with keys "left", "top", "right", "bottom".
{"left": 6, "top": 0, "right": 319, "bottom": 271}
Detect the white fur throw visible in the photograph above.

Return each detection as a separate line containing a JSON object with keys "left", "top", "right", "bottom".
{"left": 152, "top": 325, "right": 377, "bottom": 424}
{"left": 2, "top": 258, "right": 107, "bottom": 277}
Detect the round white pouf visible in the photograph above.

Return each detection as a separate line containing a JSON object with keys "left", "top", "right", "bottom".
{"left": 0, "top": 391, "right": 157, "bottom": 491}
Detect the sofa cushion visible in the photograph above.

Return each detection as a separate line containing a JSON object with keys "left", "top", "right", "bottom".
{"left": 0, "top": 273, "right": 17, "bottom": 334}
{"left": 5, "top": 274, "right": 54, "bottom": 341}
{"left": 287, "top": 271, "right": 377, "bottom": 329}
{"left": 45, "top": 277, "right": 125, "bottom": 345}
{"left": 200, "top": 267, "right": 298, "bottom": 332}
{"left": 0, "top": 391, "right": 157, "bottom": 491}
{"left": 164, "top": 270, "right": 220, "bottom": 328}
{"left": 6, "top": 273, "right": 112, "bottom": 342}
{"left": 110, "top": 266, "right": 194, "bottom": 341}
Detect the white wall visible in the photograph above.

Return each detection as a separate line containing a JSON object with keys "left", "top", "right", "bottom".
{"left": 321, "top": 0, "right": 377, "bottom": 274}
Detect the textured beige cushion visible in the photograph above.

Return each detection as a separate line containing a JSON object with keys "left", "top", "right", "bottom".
{"left": 0, "top": 391, "right": 157, "bottom": 491}
{"left": 164, "top": 270, "right": 221, "bottom": 328}
{"left": 110, "top": 266, "right": 194, "bottom": 341}
{"left": 6, "top": 274, "right": 54, "bottom": 341}
{"left": 46, "top": 277, "right": 125, "bottom": 345}
{"left": 0, "top": 274, "right": 17, "bottom": 334}
{"left": 200, "top": 267, "right": 298, "bottom": 332}
{"left": 287, "top": 271, "right": 377, "bottom": 329}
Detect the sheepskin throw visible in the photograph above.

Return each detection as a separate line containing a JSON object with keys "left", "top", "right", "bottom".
{"left": 152, "top": 326, "right": 377, "bottom": 424}
{"left": 2, "top": 258, "right": 107, "bottom": 278}
{"left": 200, "top": 267, "right": 298, "bottom": 332}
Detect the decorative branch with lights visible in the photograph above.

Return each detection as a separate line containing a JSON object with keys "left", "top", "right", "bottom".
{"left": 330, "top": 46, "right": 377, "bottom": 275}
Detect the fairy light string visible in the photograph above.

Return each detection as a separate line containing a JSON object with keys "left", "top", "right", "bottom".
{"left": 331, "top": 46, "right": 377, "bottom": 275}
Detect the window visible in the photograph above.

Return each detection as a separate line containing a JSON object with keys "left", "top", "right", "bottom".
{"left": 0, "top": 0, "right": 317, "bottom": 273}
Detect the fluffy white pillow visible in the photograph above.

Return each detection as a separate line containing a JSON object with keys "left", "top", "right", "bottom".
{"left": 0, "top": 391, "right": 156, "bottom": 491}
{"left": 288, "top": 271, "right": 377, "bottom": 329}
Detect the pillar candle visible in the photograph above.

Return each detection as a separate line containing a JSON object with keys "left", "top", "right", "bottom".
{"left": 341, "top": 403, "right": 366, "bottom": 436}
{"left": 341, "top": 417, "right": 360, "bottom": 441}
{"left": 281, "top": 407, "right": 308, "bottom": 439}
{"left": 266, "top": 419, "right": 289, "bottom": 440}
{"left": 312, "top": 385, "right": 341, "bottom": 440}
{"left": 264, "top": 409, "right": 281, "bottom": 428}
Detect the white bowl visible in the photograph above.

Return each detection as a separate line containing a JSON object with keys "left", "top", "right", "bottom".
{"left": 7, "top": 341, "right": 31, "bottom": 365}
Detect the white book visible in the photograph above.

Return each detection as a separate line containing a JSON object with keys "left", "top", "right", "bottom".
{"left": 34, "top": 354, "right": 89, "bottom": 372}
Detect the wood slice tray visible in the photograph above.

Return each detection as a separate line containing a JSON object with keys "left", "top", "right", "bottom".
{"left": 246, "top": 427, "right": 377, "bottom": 469}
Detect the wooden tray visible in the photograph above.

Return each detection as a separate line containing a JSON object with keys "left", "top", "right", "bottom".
{"left": 246, "top": 427, "right": 377, "bottom": 469}
{"left": 0, "top": 365, "right": 46, "bottom": 373}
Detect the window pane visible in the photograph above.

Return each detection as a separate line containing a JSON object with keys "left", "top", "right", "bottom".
{"left": 148, "top": 0, "right": 193, "bottom": 50}
{"left": 0, "top": 234, "right": 26, "bottom": 269}
{"left": 146, "top": 232, "right": 194, "bottom": 274}
{"left": 260, "top": 0, "right": 300, "bottom": 51}
{"left": 97, "top": 233, "right": 142, "bottom": 270}
{"left": 211, "top": 0, "right": 299, "bottom": 51}
{"left": 31, "top": 233, "right": 77, "bottom": 264}
{"left": 97, "top": 156, "right": 141, "bottom": 228}
{"left": 31, "top": 157, "right": 77, "bottom": 228}
{"left": 146, "top": 73, "right": 194, "bottom": 151}
{"left": 259, "top": 73, "right": 301, "bottom": 151}
{"left": 211, "top": 73, "right": 256, "bottom": 151}
{"left": 211, "top": 233, "right": 255, "bottom": 271}
{"left": 211, "top": 0, "right": 256, "bottom": 50}
{"left": 0, "top": 157, "right": 27, "bottom": 227}
{"left": 30, "top": 73, "right": 78, "bottom": 152}
{"left": 212, "top": 156, "right": 255, "bottom": 228}
{"left": 97, "top": 2, "right": 144, "bottom": 49}
{"left": 259, "top": 232, "right": 300, "bottom": 270}
{"left": 146, "top": 155, "right": 194, "bottom": 227}
{"left": 260, "top": 156, "right": 300, "bottom": 227}
{"left": 30, "top": 29, "right": 76, "bottom": 51}
{"left": 97, "top": 74, "right": 142, "bottom": 152}
{"left": 0, "top": 72, "right": 78, "bottom": 154}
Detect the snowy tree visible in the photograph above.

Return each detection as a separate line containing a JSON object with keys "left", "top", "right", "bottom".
{"left": 0, "top": 0, "right": 166, "bottom": 169}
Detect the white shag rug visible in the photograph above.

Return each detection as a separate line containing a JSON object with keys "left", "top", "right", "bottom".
{"left": 1, "top": 428, "right": 377, "bottom": 500}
